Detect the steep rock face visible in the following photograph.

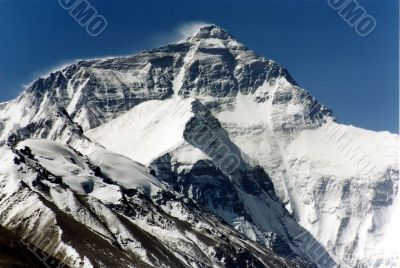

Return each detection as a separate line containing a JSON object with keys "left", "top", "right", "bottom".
{"left": 86, "top": 97, "right": 334, "bottom": 267}
{"left": 0, "top": 140, "right": 310, "bottom": 268}
{"left": 0, "top": 90, "right": 85, "bottom": 147}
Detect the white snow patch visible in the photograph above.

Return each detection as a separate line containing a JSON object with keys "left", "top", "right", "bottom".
{"left": 86, "top": 98, "right": 196, "bottom": 166}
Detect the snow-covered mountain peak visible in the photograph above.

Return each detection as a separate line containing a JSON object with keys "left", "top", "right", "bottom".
{"left": 189, "top": 24, "right": 232, "bottom": 41}
{"left": 0, "top": 24, "right": 309, "bottom": 135}
{"left": 0, "top": 24, "right": 398, "bottom": 268}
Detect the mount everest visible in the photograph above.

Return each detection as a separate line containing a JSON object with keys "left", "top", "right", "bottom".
{"left": 0, "top": 25, "right": 398, "bottom": 268}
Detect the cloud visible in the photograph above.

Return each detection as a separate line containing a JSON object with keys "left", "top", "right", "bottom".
{"left": 151, "top": 21, "right": 212, "bottom": 46}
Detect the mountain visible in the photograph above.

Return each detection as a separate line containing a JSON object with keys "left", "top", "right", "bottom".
{"left": 1, "top": 138, "right": 315, "bottom": 268}
{"left": 0, "top": 24, "right": 398, "bottom": 268}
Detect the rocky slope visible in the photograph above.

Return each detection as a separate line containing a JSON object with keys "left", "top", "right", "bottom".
{"left": 0, "top": 139, "right": 312, "bottom": 268}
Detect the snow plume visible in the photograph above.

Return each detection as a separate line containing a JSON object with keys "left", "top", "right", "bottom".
{"left": 152, "top": 21, "right": 212, "bottom": 45}
{"left": 174, "top": 21, "right": 211, "bottom": 41}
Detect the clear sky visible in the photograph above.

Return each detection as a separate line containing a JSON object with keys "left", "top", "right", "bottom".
{"left": 0, "top": 0, "right": 398, "bottom": 133}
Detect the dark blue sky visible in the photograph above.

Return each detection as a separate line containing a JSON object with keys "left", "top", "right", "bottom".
{"left": 0, "top": 0, "right": 398, "bottom": 132}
